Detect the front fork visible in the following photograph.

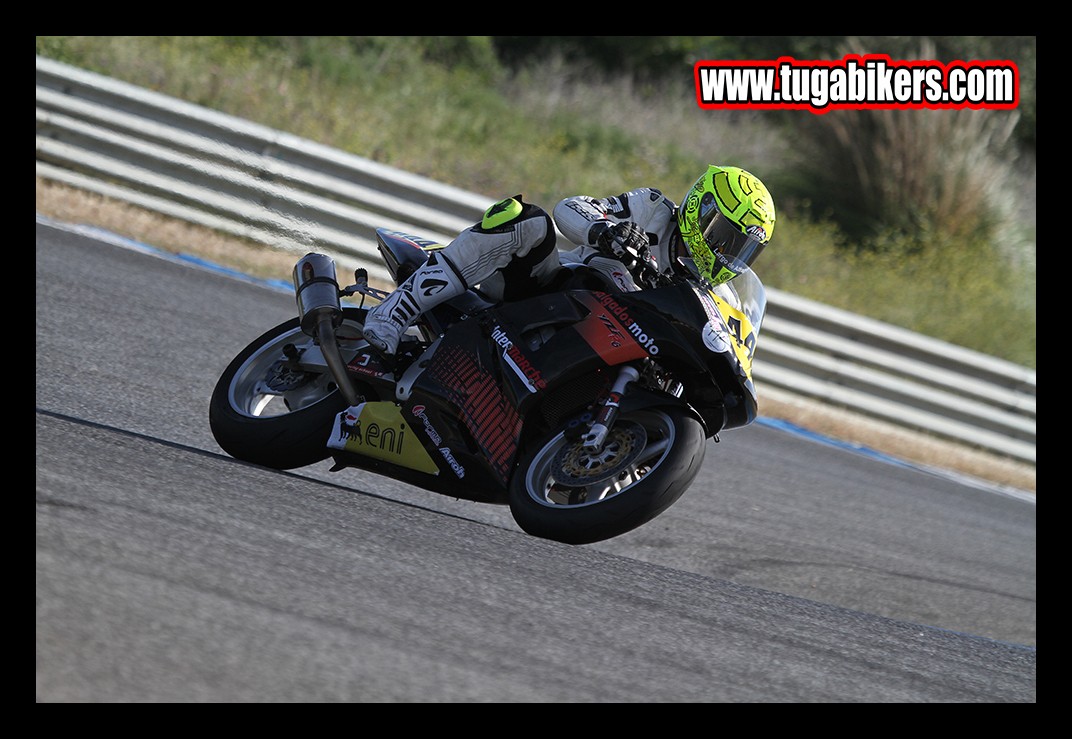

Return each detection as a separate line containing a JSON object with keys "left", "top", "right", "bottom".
{"left": 581, "top": 365, "right": 640, "bottom": 452}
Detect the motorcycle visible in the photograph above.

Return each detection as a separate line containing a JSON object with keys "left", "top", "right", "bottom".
{"left": 209, "top": 227, "right": 767, "bottom": 545}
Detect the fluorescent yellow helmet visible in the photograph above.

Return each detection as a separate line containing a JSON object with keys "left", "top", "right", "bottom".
{"left": 677, "top": 165, "right": 775, "bottom": 285}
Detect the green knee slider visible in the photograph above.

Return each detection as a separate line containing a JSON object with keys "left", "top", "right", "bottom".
{"left": 481, "top": 195, "right": 524, "bottom": 230}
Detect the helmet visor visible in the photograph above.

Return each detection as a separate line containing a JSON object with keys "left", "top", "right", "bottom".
{"left": 700, "top": 207, "right": 767, "bottom": 269}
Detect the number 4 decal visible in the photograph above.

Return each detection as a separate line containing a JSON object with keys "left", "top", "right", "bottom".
{"left": 725, "top": 315, "right": 757, "bottom": 361}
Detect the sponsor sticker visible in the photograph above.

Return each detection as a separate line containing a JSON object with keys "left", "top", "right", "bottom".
{"left": 328, "top": 402, "right": 439, "bottom": 474}
{"left": 702, "top": 322, "right": 731, "bottom": 354}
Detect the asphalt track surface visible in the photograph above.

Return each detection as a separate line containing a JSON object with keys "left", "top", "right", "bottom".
{"left": 36, "top": 218, "right": 1036, "bottom": 702}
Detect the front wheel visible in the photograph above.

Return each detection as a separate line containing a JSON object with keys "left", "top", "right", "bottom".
{"left": 509, "top": 407, "right": 706, "bottom": 545}
{"left": 209, "top": 307, "right": 370, "bottom": 470}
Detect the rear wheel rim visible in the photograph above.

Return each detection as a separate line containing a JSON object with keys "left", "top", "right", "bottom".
{"left": 227, "top": 318, "right": 366, "bottom": 418}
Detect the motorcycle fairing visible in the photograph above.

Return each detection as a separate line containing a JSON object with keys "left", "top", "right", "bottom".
{"left": 692, "top": 285, "right": 758, "bottom": 389}
{"left": 584, "top": 283, "right": 758, "bottom": 430}
{"left": 376, "top": 228, "right": 447, "bottom": 283}
{"left": 391, "top": 296, "right": 609, "bottom": 493}
{"left": 398, "top": 288, "right": 700, "bottom": 491}
{"left": 355, "top": 232, "right": 761, "bottom": 489}
{"left": 412, "top": 334, "right": 524, "bottom": 487}
{"left": 571, "top": 292, "right": 659, "bottom": 365}
{"left": 328, "top": 401, "right": 440, "bottom": 474}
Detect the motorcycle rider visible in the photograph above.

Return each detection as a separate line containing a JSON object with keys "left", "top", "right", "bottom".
{"left": 361, "top": 164, "right": 776, "bottom": 358}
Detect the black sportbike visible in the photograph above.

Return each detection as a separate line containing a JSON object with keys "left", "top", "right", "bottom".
{"left": 210, "top": 228, "right": 766, "bottom": 545}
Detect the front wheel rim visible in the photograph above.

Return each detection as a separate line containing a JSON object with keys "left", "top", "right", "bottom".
{"left": 524, "top": 410, "right": 675, "bottom": 508}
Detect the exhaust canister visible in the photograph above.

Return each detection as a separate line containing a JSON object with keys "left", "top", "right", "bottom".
{"left": 293, "top": 253, "right": 342, "bottom": 336}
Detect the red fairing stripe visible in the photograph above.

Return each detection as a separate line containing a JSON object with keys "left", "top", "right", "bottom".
{"left": 574, "top": 293, "right": 650, "bottom": 364}
{"left": 426, "top": 343, "right": 521, "bottom": 482}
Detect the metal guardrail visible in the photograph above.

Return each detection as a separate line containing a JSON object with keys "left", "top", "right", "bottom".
{"left": 35, "top": 55, "right": 1036, "bottom": 465}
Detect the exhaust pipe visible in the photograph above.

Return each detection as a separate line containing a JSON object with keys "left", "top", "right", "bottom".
{"left": 294, "top": 253, "right": 343, "bottom": 336}
{"left": 293, "top": 253, "right": 361, "bottom": 406}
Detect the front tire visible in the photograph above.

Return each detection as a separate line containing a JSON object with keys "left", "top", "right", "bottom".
{"left": 209, "top": 307, "right": 369, "bottom": 469}
{"left": 508, "top": 407, "right": 706, "bottom": 545}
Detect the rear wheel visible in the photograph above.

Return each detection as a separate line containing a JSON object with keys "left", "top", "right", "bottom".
{"left": 209, "top": 308, "right": 369, "bottom": 469}
{"left": 508, "top": 407, "right": 706, "bottom": 545}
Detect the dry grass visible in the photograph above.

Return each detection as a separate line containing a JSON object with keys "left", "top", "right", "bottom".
{"left": 36, "top": 176, "right": 1035, "bottom": 495}
{"left": 757, "top": 388, "right": 1034, "bottom": 495}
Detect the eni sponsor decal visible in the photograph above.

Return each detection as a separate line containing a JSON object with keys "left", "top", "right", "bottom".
{"left": 331, "top": 401, "right": 439, "bottom": 474}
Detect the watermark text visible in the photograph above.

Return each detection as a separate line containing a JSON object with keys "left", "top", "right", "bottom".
{"left": 695, "top": 54, "right": 1019, "bottom": 113}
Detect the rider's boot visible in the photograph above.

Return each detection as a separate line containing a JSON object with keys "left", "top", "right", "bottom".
{"left": 362, "top": 252, "right": 466, "bottom": 358}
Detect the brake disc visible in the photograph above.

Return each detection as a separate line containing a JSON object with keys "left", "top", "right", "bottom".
{"left": 550, "top": 421, "right": 647, "bottom": 487}
{"left": 263, "top": 359, "right": 311, "bottom": 393}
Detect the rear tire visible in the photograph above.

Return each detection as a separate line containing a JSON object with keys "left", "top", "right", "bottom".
{"left": 209, "top": 308, "right": 368, "bottom": 470}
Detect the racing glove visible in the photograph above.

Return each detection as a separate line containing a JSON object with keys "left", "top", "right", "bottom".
{"left": 595, "top": 221, "right": 649, "bottom": 266}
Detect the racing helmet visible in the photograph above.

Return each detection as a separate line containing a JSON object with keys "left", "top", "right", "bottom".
{"left": 677, "top": 165, "right": 776, "bottom": 286}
